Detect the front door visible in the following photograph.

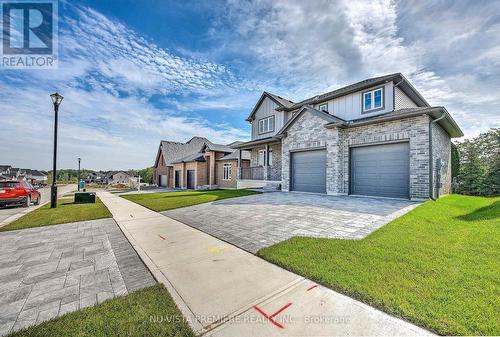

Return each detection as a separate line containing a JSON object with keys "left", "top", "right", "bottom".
{"left": 186, "top": 170, "right": 195, "bottom": 189}
{"left": 175, "top": 170, "right": 181, "bottom": 188}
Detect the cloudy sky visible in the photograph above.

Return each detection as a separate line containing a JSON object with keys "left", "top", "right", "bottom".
{"left": 1, "top": 0, "right": 499, "bottom": 170}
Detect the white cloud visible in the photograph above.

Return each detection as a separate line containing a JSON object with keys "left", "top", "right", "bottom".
{"left": 0, "top": 4, "right": 250, "bottom": 170}
{"left": 209, "top": 0, "right": 499, "bottom": 137}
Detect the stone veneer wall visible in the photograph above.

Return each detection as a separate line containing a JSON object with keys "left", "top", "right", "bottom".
{"left": 281, "top": 110, "right": 340, "bottom": 193}
{"left": 281, "top": 110, "right": 434, "bottom": 199}
{"left": 341, "top": 115, "right": 430, "bottom": 199}
{"left": 431, "top": 122, "right": 452, "bottom": 196}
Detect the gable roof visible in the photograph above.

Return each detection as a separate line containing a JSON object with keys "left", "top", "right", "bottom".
{"left": 246, "top": 91, "right": 294, "bottom": 121}
{"left": 217, "top": 150, "right": 251, "bottom": 161}
{"left": 276, "top": 105, "right": 346, "bottom": 136}
{"left": 279, "top": 73, "right": 430, "bottom": 111}
{"left": 155, "top": 137, "right": 245, "bottom": 167}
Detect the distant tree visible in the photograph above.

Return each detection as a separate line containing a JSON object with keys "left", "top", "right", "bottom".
{"left": 138, "top": 167, "right": 154, "bottom": 184}
{"left": 455, "top": 128, "right": 499, "bottom": 196}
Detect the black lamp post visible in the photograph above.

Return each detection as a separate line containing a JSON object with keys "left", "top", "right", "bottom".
{"left": 50, "top": 92, "right": 63, "bottom": 208}
{"left": 77, "top": 157, "right": 81, "bottom": 191}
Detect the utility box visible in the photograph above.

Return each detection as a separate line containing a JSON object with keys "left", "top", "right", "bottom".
{"left": 74, "top": 192, "right": 96, "bottom": 204}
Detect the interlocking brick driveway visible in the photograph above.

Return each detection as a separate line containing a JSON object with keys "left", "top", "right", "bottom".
{"left": 164, "top": 192, "right": 420, "bottom": 253}
{"left": 0, "top": 219, "right": 155, "bottom": 336}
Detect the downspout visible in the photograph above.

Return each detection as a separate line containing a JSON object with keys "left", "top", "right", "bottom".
{"left": 428, "top": 112, "right": 446, "bottom": 200}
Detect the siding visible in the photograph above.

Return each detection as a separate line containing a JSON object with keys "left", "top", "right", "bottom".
{"left": 251, "top": 97, "right": 285, "bottom": 140}
{"left": 313, "top": 82, "right": 394, "bottom": 121}
{"left": 394, "top": 86, "right": 418, "bottom": 109}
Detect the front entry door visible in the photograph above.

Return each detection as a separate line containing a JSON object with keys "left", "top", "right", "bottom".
{"left": 175, "top": 170, "right": 181, "bottom": 188}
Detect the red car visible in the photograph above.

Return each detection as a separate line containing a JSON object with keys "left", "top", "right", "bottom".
{"left": 0, "top": 181, "right": 41, "bottom": 207}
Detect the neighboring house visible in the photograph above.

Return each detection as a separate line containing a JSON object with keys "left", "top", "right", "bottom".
{"left": 232, "top": 73, "right": 463, "bottom": 200}
{"left": 0, "top": 166, "right": 47, "bottom": 184}
{"left": 107, "top": 171, "right": 132, "bottom": 185}
{"left": 29, "top": 170, "right": 48, "bottom": 185}
{"left": 153, "top": 137, "right": 250, "bottom": 189}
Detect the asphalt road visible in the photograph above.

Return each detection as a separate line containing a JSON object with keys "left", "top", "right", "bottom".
{"left": 0, "top": 185, "right": 76, "bottom": 224}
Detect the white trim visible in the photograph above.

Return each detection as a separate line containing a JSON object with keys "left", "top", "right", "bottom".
{"left": 223, "top": 163, "right": 232, "bottom": 180}
{"left": 363, "top": 87, "right": 384, "bottom": 112}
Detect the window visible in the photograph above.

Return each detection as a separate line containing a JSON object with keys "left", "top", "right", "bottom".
{"left": 258, "top": 116, "right": 275, "bottom": 134}
{"left": 258, "top": 150, "right": 265, "bottom": 166}
{"left": 363, "top": 87, "right": 384, "bottom": 112}
{"left": 319, "top": 103, "right": 328, "bottom": 112}
{"left": 223, "top": 163, "right": 232, "bottom": 180}
{"left": 258, "top": 149, "right": 272, "bottom": 166}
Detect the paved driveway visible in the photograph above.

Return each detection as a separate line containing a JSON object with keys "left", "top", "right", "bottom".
{"left": 0, "top": 218, "right": 155, "bottom": 336}
{"left": 164, "top": 192, "right": 420, "bottom": 253}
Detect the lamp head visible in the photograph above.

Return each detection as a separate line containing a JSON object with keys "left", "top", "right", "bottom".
{"left": 50, "top": 92, "right": 64, "bottom": 106}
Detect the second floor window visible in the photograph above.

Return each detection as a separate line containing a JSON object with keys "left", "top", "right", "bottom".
{"left": 363, "top": 87, "right": 384, "bottom": 112}
{"left": 258, "top": 116, "right": 275, "bottom": 134}
{"left": 319, "top": 103, "right": 328, "bottom": 112}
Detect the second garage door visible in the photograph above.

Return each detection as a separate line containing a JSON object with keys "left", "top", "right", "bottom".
{"left": 291, "top": 149, "right": 326, "bottom": 193}
{"left": 350, "top": 142, "right": 409, "bottom": 199}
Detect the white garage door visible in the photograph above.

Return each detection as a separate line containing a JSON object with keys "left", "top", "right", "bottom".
{"left": 159, "top": 175, "right": 168, "bottom": 187}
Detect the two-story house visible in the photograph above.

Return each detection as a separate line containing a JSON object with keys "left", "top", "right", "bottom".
{"left": 232, "top": 73, "right": 463, "bottom": 200}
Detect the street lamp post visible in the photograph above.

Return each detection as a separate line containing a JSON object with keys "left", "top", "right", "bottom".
{"left": 77, "top": 158, "right": 81, "bottom": 191}
{"left": 50, "top": 92, "right": 63, "bottom": 208}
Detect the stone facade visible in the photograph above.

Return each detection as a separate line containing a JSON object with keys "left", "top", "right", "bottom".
{"left": 280, "top": 110, "right": 444, "bottom": 199}
{"left": 341, "top": 115, "right": 430, "bottom": 199}
{"left": 431, "top": 123, "right": 452, "bottom": 197}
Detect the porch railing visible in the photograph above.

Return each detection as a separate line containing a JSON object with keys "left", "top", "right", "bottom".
{"left": 239, "top": 166, "right": 280, "bottom": 181}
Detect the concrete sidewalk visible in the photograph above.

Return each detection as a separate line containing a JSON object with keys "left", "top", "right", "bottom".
{"left": 97, "top": 191, "right": 433, "bottom": 336}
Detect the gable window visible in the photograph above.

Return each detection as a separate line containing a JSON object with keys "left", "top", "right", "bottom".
{"left": 223, "top": 163, "right": 232, "bottom": 180}
{"left": 319, "top": 103, "right": 328, "bottom": 112}
{"left": 362, "top": 87, "right": 384, "bottom": 112}
{"left": 258, "top": 116, "right": 275, "bottom": 134}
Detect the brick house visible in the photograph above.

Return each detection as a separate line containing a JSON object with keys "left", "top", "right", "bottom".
{"left": 232, "top": 73, "right": 463, "bottom": 200}
{"left": 153, "top": 137, "right": 250, "bottom": 189}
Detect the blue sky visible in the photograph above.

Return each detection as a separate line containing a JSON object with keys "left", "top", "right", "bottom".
{"left": 1, "top": 0, "right": 499, "bottom": 170}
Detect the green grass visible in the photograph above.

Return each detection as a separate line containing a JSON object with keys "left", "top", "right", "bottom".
{"left": 258, "top": 195, "right": 500, "bottom": 336}
{"left": 122, "top": 189, "right": 259, "bottom": 212}
{"left": 0, "top": 197, "right": 112, "bottom": 232}
{"left": 9, "top": 284, "right": 194, "bottom": 337}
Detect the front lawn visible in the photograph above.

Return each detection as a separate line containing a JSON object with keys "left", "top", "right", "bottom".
{"left": 122, "top": 189, "right": 259, "bottom": 212}
{"left": 258, "top": 195, "right": 500, "bottom": 336}
{"left": 0, "top": 197, "right": 112, "bottom": 232}
{"left": 9, "top": 284, "right": 194, "bottom": 337}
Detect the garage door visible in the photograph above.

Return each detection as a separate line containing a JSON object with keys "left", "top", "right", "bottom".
{"left": 291, "top": 149, "right": 326, "bottom": 193}
{"left": 159, "top": 175, "right": 167, "bottom": 187}
{"left": 350, "top": 142, "right": 409, "bottom": 199}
